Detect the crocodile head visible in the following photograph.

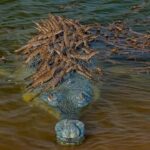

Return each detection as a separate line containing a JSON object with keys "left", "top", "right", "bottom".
{"left": 40, "top": 73, "right": 93, "bottom": 145}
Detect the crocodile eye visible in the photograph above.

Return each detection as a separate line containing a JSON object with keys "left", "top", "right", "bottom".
{"left": 79, "top": 93, "right": 83, "bottom": 99}
{"left": 47, "top": 95, "right": 53, "bottom": 102}
{"left": 81, "top": 92, "right": 91, "bottom": 100}
{"left": 75, "top": 92, "right": 92, "bottom": 108}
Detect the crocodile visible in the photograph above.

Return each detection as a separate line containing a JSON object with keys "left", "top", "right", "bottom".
{"left": 14, "top": 15, "right": 149, "bottom": 145}
{"left": 22, "top": 71, "right": 95, "bottom": 145}
{"left": 15, "top": 15, "right": 102, "bottom": 145}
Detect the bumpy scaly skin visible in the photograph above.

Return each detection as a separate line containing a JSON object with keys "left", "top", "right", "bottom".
{"left": 40, "top": 72, "right": 93, "bottom": 144}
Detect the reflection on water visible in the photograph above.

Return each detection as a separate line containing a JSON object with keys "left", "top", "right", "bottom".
{"left": 0, "top": 0, "right": 150, "bottom": 150}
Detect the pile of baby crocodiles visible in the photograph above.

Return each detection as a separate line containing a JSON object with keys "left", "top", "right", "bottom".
{"left": 16, "top": 15, "right": 150, "bottom": 90}
{"left": 16, "top": 14, "right": 103, "bottom": 91}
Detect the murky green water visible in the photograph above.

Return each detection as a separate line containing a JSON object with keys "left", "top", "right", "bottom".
{"left": 0, "top": 0, "right": 150, "bottom": 150}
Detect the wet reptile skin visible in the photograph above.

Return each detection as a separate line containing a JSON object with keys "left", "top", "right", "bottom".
{"left": 39, "top": 72, "right": 93, "bottom": 145}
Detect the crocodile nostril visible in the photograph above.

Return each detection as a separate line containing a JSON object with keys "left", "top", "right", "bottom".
{"left": 62, "top": 124, "right": 80, "bottom": 139}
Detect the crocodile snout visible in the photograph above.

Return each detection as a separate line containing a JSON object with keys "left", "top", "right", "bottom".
{"left": 55, "top": 119, "right": 85, "bottom": 145}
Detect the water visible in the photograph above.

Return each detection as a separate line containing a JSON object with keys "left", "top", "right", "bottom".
{"left": 0, "top": 0, "right": 150, "bottom": 150}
